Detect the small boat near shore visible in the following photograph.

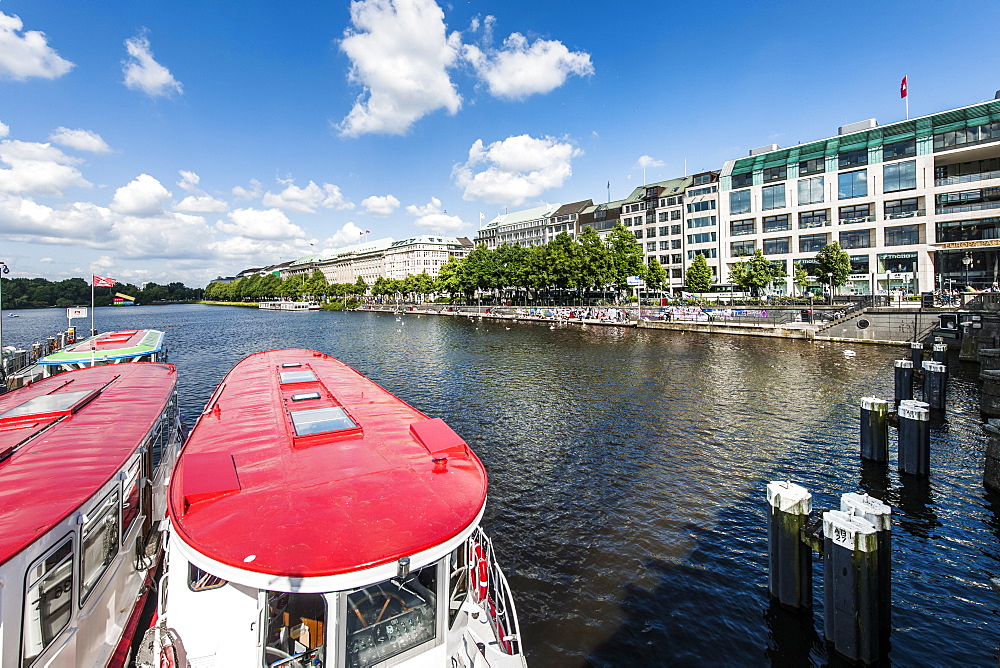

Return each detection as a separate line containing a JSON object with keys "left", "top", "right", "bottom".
{"left": 259, "top": 300, "right": 321, "bottom": 311}
{"left": 0, "top": 362, "right": 183, "bottom": 667}
{"left": 146, "top": 349, "right": 526, "bottom": 667}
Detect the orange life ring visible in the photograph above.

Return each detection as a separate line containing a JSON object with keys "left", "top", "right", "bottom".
{"left": 469, "top": 542, "right": 489, "bottom": 603}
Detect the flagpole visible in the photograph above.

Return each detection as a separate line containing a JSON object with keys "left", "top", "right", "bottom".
{"left": 91, "top": 279, "right": 95, "bottom": 336}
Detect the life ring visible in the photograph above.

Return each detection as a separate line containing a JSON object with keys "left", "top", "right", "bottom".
{"left": 469, "top": 542, "right": 489, "bottom": 603}
{"left": 488, "top": 599, "right": 514, "bottom": 654}
{"left": 159, "top": 644, "right": 176, "bottom": 668}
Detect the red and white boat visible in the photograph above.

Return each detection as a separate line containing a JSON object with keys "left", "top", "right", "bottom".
{"left": 0, "top": 362, "right": 182, "bottom": 667}
{"left": 150, "top": 349, "right": 526, "bottom": 667}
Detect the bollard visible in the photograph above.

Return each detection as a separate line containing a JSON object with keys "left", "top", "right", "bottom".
{"left": 932, "top": 342, "right": 947, "bottom": 365}
{"left": 860, "top": 397, "right": 889, "bottom": 463}
{"left": 766, "top": 481, "right": 813, "bottom": 610}
{"left": 922, "top": 361, "right": 947, "bottom": 410}
{"left": 823, "top": 510, "right": 882, "bottom": 663}
{"left": 893, "top": 359, "right": 913, "bottom": 405}
{"left": 898, "top": 403, "right": 931, "bottom": 476}
{"left": 984, "top": 421, "right": 1000, "bottom": 493}
{"left": 840, "top": 493, "right": 892, "bottom": 635}
{"left": 910, "top": 341, "right": 924, "bottom": 366}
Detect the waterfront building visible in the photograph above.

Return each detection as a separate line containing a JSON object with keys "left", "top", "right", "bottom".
{"left": 578, "top": 198, "right": 625, "bottom": 236}
{"left": 383, "top": 235, "right": 474, "bottom": 280}
{"left": 718, "top": 96, "right": 1000, "bottom": 295}
{"left": 477, "top": 204, "right": 559, "bottom": 249}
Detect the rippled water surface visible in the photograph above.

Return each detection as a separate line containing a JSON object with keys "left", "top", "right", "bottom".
{"left": 5, "top": 304, "right": 999, "bottom": 665}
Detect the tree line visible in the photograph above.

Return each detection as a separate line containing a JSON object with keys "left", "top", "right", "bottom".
{"left": 203, "top": 222, "right": 855, "bottom": 305}
{"left": 0, "top": 277, "right": 203, "bottom": 309}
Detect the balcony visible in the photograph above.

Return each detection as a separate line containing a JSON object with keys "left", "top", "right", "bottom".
{"left": 935, "top": 169, "right": 1000, "bottom": 187}
{"left": 936, "top": 201, "right": 1000, "bottom": 215}
{"left": 885, "top": 209, "right": 925, "bottom": 220}
{"left": 838, "top": 215, "right": 873, "bottom": 225}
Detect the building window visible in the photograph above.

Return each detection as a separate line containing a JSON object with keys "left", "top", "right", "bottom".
{"left": 658, "top": 212, "right": 668, "bottom": 222}
{"left": 839, "top": 229, "right": 872, "bottom": 249}
{"left": 883, "top": 139, "right": 916, "bottom": 161}
{"left": 688, "top": 249, "right": 717, "bottom": 259}
{"left": 839, "top": 203, "right": 872, "bottom": 224}
{"left": 884, "top": 160, "right": 916, "bottom": 193}
{"left": 670, "top": 224, "right": 681, "bottom": 235}
{"left": 671, "top": 253, "right": 682, "bottom": 263}
{"left": 671, "top": 210, "right": 681, "bottom": 221}
{"left": 762, "top": 184, "right": 786, "bottom": 210}
{"left": 687, "top": 200, "right": 716, "bottom": 213}
{"left": 659, "top": 226, "right": 669, "bottom": 236}
{"left": 763, "top": 237, "right": 790, "bottom": 255}
{"left": 693, "top": 174, "right": 713, "bottom": 185}
{"left": 850, "top": 255, "right": 870, "bottom": 273}
{"left": 798, "top": 176, "right": 825, "bottom": 205}
{"left": 885, "top": 198, "right": 920, "bottom": 219}
{"left": 799, "top": 234, "right": 828, "bottom": 253}
{"left": 731, "top": 239, "right": 755, "bottom": 256}
{"left": 732, "top": 172, "right": 753, "bottom": 188}
{"left": 647, "top": 242, "right": 656, "bottom": 252}
{"left": 763, "top": 214, "right": 790, "bottom": 232}
{"left": 646, "top": 228, "right": 656, "bottom": 237}
{"left": 763, "top": 165, "right": 787, "bottom": 183}
{"left": 838, "top": 148, "right": 868, "bottom": 169}
{"left": 659, "top": 240, "right": 670, "bottom": 250}
{"left": 671, "top": 239, "right": 681, "bottom": 249}
{"left": 798, "top": 209, "right": 830, "bottom": 229}
{"left": 634, "top": 229, "right": 642, "bottom": 239}
{"left": 933, "top": 121, "right": 1000, "bottom": 151}
{"left": 885, "top": 224, "right": 919, "bottom": 246}
{"left": 730, "top": 189, "right": 751, "bottom": 214}
{"left": 731, "top": 219, "right": 756, "bottom": 236}
{"left": 687, "top": 232, "right": 716, "bottom": 244}
{"left": 799, "top": 157, "right": 825, "bottom": 176}
{"left": 687, "top": 216, "right": 716, "bottom": 228}
{"left": 838, "top": 170, "right": 868, "bottom": 199}
{"left": 689, "top": 185, "right": 717, "bottom": 196}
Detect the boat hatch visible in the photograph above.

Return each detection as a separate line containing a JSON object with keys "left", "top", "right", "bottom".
{"left": 291, "top": 392, "right": 321, "bottom": 402}
{"left": 289, "top": 407, "right": 359, "bottom": 437}
{"left": 410, "top": 418, "right": 469, "bottom": 459}
{"left": 0, "top": 388, "right": 100, "bottom": 423}
{"left": 181, "top": 452, "right": 241, "bottom": 513}
{"left": 279, "top": 369, "right": 317, "bottom": 384}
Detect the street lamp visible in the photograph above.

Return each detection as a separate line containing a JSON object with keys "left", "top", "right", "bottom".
{"left": 963, "top": 252, "right": 973, "bottom": 290}
{"left": 827, "top": 272, "right": 834, "bottom": 305}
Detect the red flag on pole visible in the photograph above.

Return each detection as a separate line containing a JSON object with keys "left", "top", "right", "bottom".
{"left": 93, "top": 275, "right": 116, "bottom": 287}
{"left": 900, "top": 76, "right": 908, "bottom": 98}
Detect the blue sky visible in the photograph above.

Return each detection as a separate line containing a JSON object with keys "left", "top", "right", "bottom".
{"left": 2, "top": 0, "right": 1000, "bottom": 287}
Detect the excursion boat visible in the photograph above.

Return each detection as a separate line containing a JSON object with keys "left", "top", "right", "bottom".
{"left": 0, "top": 362, "right": 183, "bottom": 668}
{"left": 258, "top": 301, "right": 321, "bottom": 311}
{"left": 5, "top": 329, "right": 167, "bottom": 389}
{"left": 149, "top": 349, "right": 526, "bottom": 668}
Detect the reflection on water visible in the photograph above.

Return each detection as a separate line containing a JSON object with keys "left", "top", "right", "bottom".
{"left": 4, "top": 305, "right": 1000, "bottom": 664}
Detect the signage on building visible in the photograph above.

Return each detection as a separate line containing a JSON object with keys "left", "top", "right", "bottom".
{"left": 937, "top": 239, "right": 1000, "bottom": 250}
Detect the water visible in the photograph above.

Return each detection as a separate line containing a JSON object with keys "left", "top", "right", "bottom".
{"left": 4, "top": 304, "right": 999, "bottom": 665}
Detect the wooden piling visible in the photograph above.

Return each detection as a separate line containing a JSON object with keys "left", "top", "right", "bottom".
{"left": 823, "top": 510, "right": 882, "bottom": 664}
{"left": 860, "top": 398, "right": 889, "bottom": 463}
{"left": 984, "top": 421, "right": 1000, "bottom": 493}
{"left": 898, "top": 403, "right": 931, "bottom": 476}
{"left": 894, "top": 360, "right": 913, "bottom": 405}
{"left": 910, "top": 342, "right": 923, "bottom": 366}
{"left": 766, "top": 481, "right": 813, "bottom": 610}
{"left": 922, "top": 361, "right": 947, "bottom": 411}
{"left": 840, "top": 493, "right": 892, "bottom": 635}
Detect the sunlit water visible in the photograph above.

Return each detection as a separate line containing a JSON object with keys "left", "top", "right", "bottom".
{"left": 4, "top": 304, "right": 998, "bottom": 665}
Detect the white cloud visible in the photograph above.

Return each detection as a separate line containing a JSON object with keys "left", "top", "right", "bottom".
{"left": 177, "top": 170, "right": 200, "bottom": 192}
{"left": 0, "top": 193, "right": 115, "bottom": 244}
{"left": 635, "top": 155, "right": 664, "bottom": 169}
{"left": 405, "top": 196, "right": 468, "bottom": 234}
{"left": 464, "top": 30, "right": 592, "bottom": 100}
{"left": 0, "top": 140, "right": 91, "bottom": 196}
{"left": 361, "top": 194, "right": 400, "bottom": 217}
{"left": 338, "top": 0, "right": 462, "bottom": 137}
{"left": 110, "top": 174, "right": 171, "bottom": 216}
{"left": 261, "top": 180, "right": 353, "bottom": 213}
{"left": 122, "top": 31, "right": 183, "bottom": 98}
{"left": 174, "top": 194, "right": 229, "bottom": 213}
{"left": 232, "top": 178, "right": 263, "bottom": 201}
{"left": 217, "top": 208, "right": 308, "bottom": 241}
{"left": 322, "top": 221, "right": 369, "bottom": 250}
{"left": 49, "top": 127, "right": 112, "bottom": 154}
{"left": 0, "top": 11, "right": 74, "bottom": 80}
{"left": 453, "top": 134, "right": 581, "bottom": 205}
{"left": 113, "top": 210, "right": 216, "bottom": 259}
{"left": 0, "top": 122, "right": 8, "bottom": 138}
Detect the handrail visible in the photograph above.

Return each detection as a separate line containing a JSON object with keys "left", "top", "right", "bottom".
{"left": 469, "top": 527, "right": 524, "bottom": 657}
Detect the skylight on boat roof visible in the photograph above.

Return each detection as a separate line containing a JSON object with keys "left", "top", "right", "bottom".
{"left": 281, "top": 363, "right": 302, "bottom": 368}
{"left": 291, "top": 392, "right": 321, "bottom": 402}
{"left": 0, "top": 390, "right": 97, "bottom": 420}
{"left": 279, "top": 370, "right": 317, "bottom": 384}
{"left": 290, "top": 407, "right": 358, "bottom": 437}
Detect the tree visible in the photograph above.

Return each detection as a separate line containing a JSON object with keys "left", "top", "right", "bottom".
{"left": 435, "top": 257, "right": 463, "bottom": 299}
{"left": 578, "top": 226, "right": 612, "bottom": 296}
{"left": 728, "top": 249, "right": 784, "bottom": 297}
{"left": 815, "top": 242, "right": 851, "bottom": 290}
{"left": 792, "top": 262, "right": 811, "bottom": 296}
{"left": 685, "top": 253, "right": 713, "bottom": 293}
{"left": 646, "top": 258, "right": 667, "bottom": 295}
{"left": 547, "top": 232, "right": 582, "bottom": 292}
{"left": 607, "top": 223, "right": 645, "bottom": 300}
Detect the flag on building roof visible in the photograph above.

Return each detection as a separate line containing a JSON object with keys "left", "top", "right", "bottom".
{"left": 900, "top": 76, "right": 908, "bottom": 98}
{"left": 92, "top": 275, "right": 116, "bottom": 287}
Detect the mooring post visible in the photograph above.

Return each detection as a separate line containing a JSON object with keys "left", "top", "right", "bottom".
{"left": 840, "top": 493, "right": 892, "bottom": 635}
{"left": 823, "top": 510, "right": 882, "bottom": 663}
{"left": 898, "top": 402, "right": 931, "bottom": 476}
{"left": 766, "top": 481, "right": 813, "bottom": 610}
{"left": 984, "top": 421, "right": 1000, "bottom": 493}
{"left": 894, "top": 359, "right": 913, "bottom": 405}
{"left": 932, "top": 342, "right": 947, "bottom": 365}
{"left": 922, "top": 361, "right": 947, "bottom": 410}
{"left": 910, "top": 341, "right": 923, "bottom": 366}
{"left": 860, "top": 397, "right": 889, "bottom": 463}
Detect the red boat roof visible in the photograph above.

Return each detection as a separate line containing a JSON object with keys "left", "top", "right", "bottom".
{"left": 0, "top": 363, "right": 177, "bottom": 565}
{"left": 168, "top": 349, "right": 488, "bottom": 579}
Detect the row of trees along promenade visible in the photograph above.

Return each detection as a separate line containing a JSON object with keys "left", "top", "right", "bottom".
{"left": 204, "top": 223, "right": 854, "bottom": 306}
{"left": 0, "top": 276, "right": 203, "bottom": 309}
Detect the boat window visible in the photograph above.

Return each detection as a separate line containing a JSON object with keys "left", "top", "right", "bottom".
{"left": 0, "top": 389, "right": 96, "bottom": 420}
{"left": 346, "top": 564, "right": 438, "bottom": 667}
{"left": 264, "top": 591, "right": 326, "bottom": 667}
{"left": 188, "top": 563, "right": 227, "bottom": 592}
{"left": 290, "top": 407, "right": 357, "bottom": 437}
{"left": 279, "top": 370, "right": 317, "bottom": 384}
{"left": 281, "top": 363, "right": 302, "bottom": 368}
{"left": 122, "top": 459, "right": 142, "bottom": 538}
{"left": 80, "top": 489, "right": 120, "bottom": 604}
{"left": 291, "top": 392, "right": 321, "bottom": 402}
{"left": 22, "top": 538, "right": 74, "bottom": 668}
{"left": 448, "top": 546, "right": 469, "bottom": 628}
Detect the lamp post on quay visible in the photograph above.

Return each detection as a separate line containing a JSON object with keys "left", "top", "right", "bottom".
{"left": 827, "top": 272, "right": 834, "bottom": 305}
{"left": 963, "top": 252, "right": 973, "bottom": 290}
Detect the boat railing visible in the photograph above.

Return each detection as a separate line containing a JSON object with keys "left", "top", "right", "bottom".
{"left": 470, "top": 527, "right": 524, "bottom": 657}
